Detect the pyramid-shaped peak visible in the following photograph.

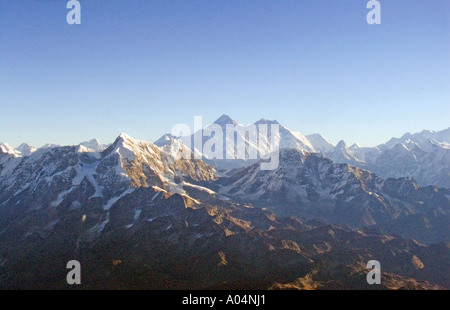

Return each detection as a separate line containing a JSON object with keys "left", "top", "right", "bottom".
{"left": 111, "top": 133, "right": 138, "bottom": 148}
{"left": 119, "top": 132, "right": 131, "bottom": 138}
{"left": 214, "top": 114, "right": 237, "bottom": 126}
{"left": 17, "top": 143, "right": 32, "bottom": 148}
{"left": 117, "top": 132, "right": 135, "bottom": 142}
{"left": 114, "top": 133, "right": 154, "bottom": 148}
{"left": 16, "top": 143, "right": 37, "bottom": 156}
{"left": 89, "top": 138, "right": 102, "bottom": 144}
{"left": 336, "top": 140, "right": 347, "bottom": 148}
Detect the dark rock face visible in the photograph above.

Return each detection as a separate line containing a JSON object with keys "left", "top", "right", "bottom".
{"left": 219, "top": 150, "right": 449, "bottom": 230}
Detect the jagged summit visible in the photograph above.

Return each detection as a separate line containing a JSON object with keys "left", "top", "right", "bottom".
{"left": 118, "top": 132, "right": 135, "bottom": 142}
{"left": 80, "top": 138, "right": 105, "bottom": 152}
{"left": 154, "top": 134, "right": 178, "bottom": 147}
{"left": 0, "top": 142, "right": 18, "bottom": 155}
{"left": 39, "top": 143, "right": 60, "bottom": 149}
{"left": 1, "top": 122, "right": 449, "bottom": 290}
{"left": 110, "top": 133, "right": 150, "bottom": 151}
{"left": 106, "top": 133, "right": 159, "bottom": 164}
{"left": 254, "top": 118, "right": 280, "bottom": 125}
{"left": 4, "top": 120, "right": 449, "bottom": 188}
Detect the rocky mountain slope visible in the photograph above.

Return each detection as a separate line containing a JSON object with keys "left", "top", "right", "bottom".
{"left": 1, "top": 130, "right": 449, "bottom": 289}
{"left": 218, "top": 149, "right": 450, "bottom": 237}
{"left": 1, "top": 172, "right": 448, "bottom": 289}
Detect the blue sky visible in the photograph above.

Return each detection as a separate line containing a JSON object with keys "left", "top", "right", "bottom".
{"left": 1, "top": 0, "right": 449, "bottom": 147}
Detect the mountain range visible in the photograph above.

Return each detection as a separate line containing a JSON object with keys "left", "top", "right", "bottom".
{"left": 0, "top": 115, "right": 449, "bottom": 289}
{"left": 155, "top": 115, "right": 450, "bottom": 188}
{"left": 3, "top": 115, "right": 448, "bottom": 188}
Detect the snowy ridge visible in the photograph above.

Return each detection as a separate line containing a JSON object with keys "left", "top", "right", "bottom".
{"left": 324, "top": 127, "right": 450, "bottom": 188}
{"left": 152, "top": 116, "right": 448, "bottom": 187}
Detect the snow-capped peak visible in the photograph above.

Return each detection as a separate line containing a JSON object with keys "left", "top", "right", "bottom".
{"left": 118, "top": 132, "right": 135, "bottom": 142}
{"left": 254, "top": 118, "right": 280, "bottom": 125}
{"left": 76, "top": 145, "right": 94, "bottom": 153}
{"left": 381, "top": 127, "right": 450, "bottom": 151}
{"left": 114, "top": 133, "right": 139, "bottom": 149}
{"left": 154, "top": 134, "right": 179, "bottom": 147}
{"left": 159, "top": 137, "right": 193, "bottom": 161}
{"left": 213, "top": 114, "right": 237, "bottom": 126}
{"left": 16, "top": 143, "right": 37, "bottom": 156}
{"left": 109, "top": 133, "right": 158, "bottom": 164}
{"left": 80, "top": 138, "right": 105, "bottom": 152}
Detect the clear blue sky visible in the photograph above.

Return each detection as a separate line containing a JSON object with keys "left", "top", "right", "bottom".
{"left": 1, "top": 0, "right": 449, "bottom": 147}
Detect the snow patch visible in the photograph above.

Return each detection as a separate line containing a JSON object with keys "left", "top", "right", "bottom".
{"left": 103, "top": 188, "right": 135, "bottom": 210}
{"left": 96, "top": 218, "right": 109, "bottom": 233}
{"left": 195, "top": 233, "right": 203, "bottom": 239}
{"left": 182, "top": 181, "right": 216, "bottom": 195}
{"left": 50, "top": 187, "right": 76, "bottom": 207}
{"left": 134, "top": 209, "right": 142, "bottom": 220}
